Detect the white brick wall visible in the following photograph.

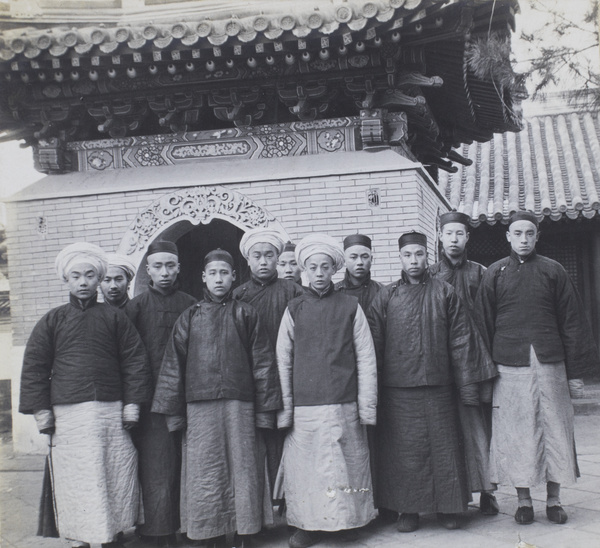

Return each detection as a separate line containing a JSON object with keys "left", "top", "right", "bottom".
{"left": 6, "top": 154, "right": 448, "bottom": 346}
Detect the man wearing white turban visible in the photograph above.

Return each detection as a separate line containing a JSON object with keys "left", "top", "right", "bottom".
{"left": 101, "top": 253, "right": 137, "bottom": 309}
{"left": 233, "top": 227, "right": 303, "bottom": 524}
{"left": 20, "top": 242, "right": 152, "bottom": 548}
{"left": 275, "top": 233, "right": 378, "bottom": 548}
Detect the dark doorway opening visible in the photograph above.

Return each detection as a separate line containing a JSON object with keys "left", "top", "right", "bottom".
{"left": 133, "top": 219, "right": 248, "bottom": 300}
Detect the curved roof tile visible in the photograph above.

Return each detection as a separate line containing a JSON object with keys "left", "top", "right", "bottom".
{"left": 0, "top": 0, "right": 442, "bottom": 60}
{"left": 438, "top": 110, "right": 600, "bottom": 225}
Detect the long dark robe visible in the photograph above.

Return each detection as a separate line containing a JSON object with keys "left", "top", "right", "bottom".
{"left": 430, "top": 253, "right": 494, "bottom": 492}
{"left": 368, "top": 272, "right": 495, "bottom": 514}
{"left": 377, "top": 386, "right": 470, "bottom": 513}
{"left": 233, "top": 274, "right": 303, "bottom": 497}
{"left": 126, "top": 284, "right": 196, "bottom": 537}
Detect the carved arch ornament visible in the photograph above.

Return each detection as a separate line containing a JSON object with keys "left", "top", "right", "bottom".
{"left": 116, "top": 185, "right": 287, "bottom": 271}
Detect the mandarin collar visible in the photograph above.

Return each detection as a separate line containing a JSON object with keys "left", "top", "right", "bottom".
{"left": 250, "top": 271, "right": 279, "bottom": 287}
{"left": 441, "top": 250, "right": 467, "bottom": 269}
{"left": 341, "top": 270, "right": 372, "bottom": 289}
{"left": 510, "top": 249, "right": 537, "bottom": 264}
{"left": 399, "top": 270, "right": 429, "bottom": 286}
{"left": 203, "top": 287, "right": 232, "bottom": 304}
{"left": 69, "top": 292, "right": 98, "bottom": 310}
{"left": 307, "top": 283, "right": 335, "bottom": 299}
{"left": 148, "top": 281, "right": 178, "bottom": 297}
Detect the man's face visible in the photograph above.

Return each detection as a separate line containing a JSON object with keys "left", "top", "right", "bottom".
{"left": 344, "top": 245, "right": 372, "bottom": 281}
{"left": 66, "top": 263, "right": 100, "bottom": 299}
{"left": 146, "top": 252, "right": 180, "bottom": 291}
{"left": 439, "top": 222, "right": 469, "bottom": 259}
{"left": 506, "top": 220, "right": 538, "bottom": 258}
{"left": 305, "top": 253, "right": 336, "bottom": 290}
{"left": 248, "top": 243, "right": 278, "bottom": 281}
{"left": 399, "top": 244, "right": 428, "bottom": 282}
{"left": 100, "top": 266, "right": 129, "bottom": 305}
{"left": 202, "top": 261, "right": 236, "bottom": 297}
{"left": 277, "top": 251, "right": 301, "bottom": 283}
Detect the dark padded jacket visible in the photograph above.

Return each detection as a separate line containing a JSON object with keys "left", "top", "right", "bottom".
{"left": 20, "top": 293, "right": 152, "bottom": 414}
{"left": 335, "top": 271, "right": 382, "bottom": 312}
{"left": 151, "top": 290, "right": 282, "bottom": 416}
{"left": 233, "top": 273, "right": 304, "bottom": 348}
{"left": 126, "top": 284, "right": 196, "bottom": 383}
{"left": 429, "top": 253, "right": 485, "bottom": 314}
{"left": 367, "top": 272, "right": 496, "bottom": 389}
{"left": 475, "top": 250, "right": 600, "bottom": 378}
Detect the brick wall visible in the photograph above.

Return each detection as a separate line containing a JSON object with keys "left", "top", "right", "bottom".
{"left": 6, "top": 154, "right": 447, "bottom": 346}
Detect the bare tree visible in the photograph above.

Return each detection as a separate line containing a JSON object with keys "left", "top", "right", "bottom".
{"left": 519, "top": 0, "right": 599, "bottom": 106}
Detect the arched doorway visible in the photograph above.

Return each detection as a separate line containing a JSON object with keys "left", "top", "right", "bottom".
{"left": 116, "top": 185, "right": 287, "bottom": 298}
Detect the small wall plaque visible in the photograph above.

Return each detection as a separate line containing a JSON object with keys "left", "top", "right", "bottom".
{"left": 367, "top": 188, "right": 380, "bottom": 208}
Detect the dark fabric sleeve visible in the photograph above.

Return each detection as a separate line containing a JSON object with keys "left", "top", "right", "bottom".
{"left": 366, "top": 287, "right": 389, "bottom": 372}
{"left": 19, "top": 313, "right": 55, "bottom": 414}
{"left": 474, "top": 268, "right": 498, "bottom": 356}
{"left": 124, "top": 298, "right": 139, "bottom": 324}
{"left": 447, "top": 287, "right": 497, "bottom": 388}
{"left": 241, "top": 304, "right": 283, "bottom": 413}
{"left": 554, "top": 268, "right": 600, "bottom": 379}
{"left": 116, "top": 310, "right": 153, "bottom": 405}
{"left": 151, "top": 308, "right": 192, "bottom": 416}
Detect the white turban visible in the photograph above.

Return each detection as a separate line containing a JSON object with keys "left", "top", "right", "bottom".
{"left": 239, "top": 228, "right": 286, "bottom": 259}
{"left": 296, "top": 233, "right": 345, "bottom": 271}
{"left": 106, "top": 253, "right": 137, "bottom": 281}
{"left": 55, "top": 242, "right": 108, "bottom": 282}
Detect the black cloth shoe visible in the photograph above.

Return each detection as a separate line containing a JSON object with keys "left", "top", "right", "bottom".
{"left": 546, "top": 505, "right": 568, "bottom": 524}
{"left": 288, "top": 529, "right": 322, "bottom": 548}
{"left": 480, "top": 492, "right": 500, "bottom": 515}
{"left": 397, "top": 513, "right": 419, "bottom": 533}
{"left": 201, "top": 535, "right": 227, "bottom": 548}
{"left": 231, "top": 534, "right": 254, "bottom": 548}
{"left": 437, "top": 513, "right": 460, "bottom": 530}
{"left": 335, "top": 528, "right": 360, "bottom": 542}
{"left": 515, "top": 506, "right": 534, "bottom": 525}
{"left": 378, "top": 508, "right": 399, "bottom": 523}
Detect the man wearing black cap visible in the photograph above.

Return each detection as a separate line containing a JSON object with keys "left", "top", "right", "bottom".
{"left": 277, "top": 241, "right": 303, "bottom": 285}
{"left": 476, "top": 211, "right": 600, "bottom": 526}
{"left": 368, "top": 232, "right": 496, "bottom": 533}
{"left": 152, "top": 249, "right": 281, "bottom": 547}
{"left": 335, "top": 234, "right": 382, "bottom": 312}
{"left": 126, "top": 239, "right": 196, "bottom": 546}
{"left": 429, "top": 211, "right": 499, "bottom": 516}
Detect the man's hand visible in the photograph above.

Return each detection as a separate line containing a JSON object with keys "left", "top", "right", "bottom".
{"left": 568, "top": 379, "right": 585, "bottom": 399}
{"left": 165, "top": 415, "right": 186, "bottom": 432}
{"left": 34, "top": 409, "right": 55, "bottom": 435}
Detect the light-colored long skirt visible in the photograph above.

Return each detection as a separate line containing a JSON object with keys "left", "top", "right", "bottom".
{"left": 275, "top": 402, "right": 376, "bottom": 531}
{"left": 490, "top": 347, "right": 578, "bottom": 488}
{"left": 181, "top": 400, "right": 262, "bottom": 540}
{"left": 50, "top": 401, "right": 139, "bottom": 544}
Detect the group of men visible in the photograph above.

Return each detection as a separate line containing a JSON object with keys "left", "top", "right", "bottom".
{"left": 19, "top": 209, "right": 599, "bottom": 548}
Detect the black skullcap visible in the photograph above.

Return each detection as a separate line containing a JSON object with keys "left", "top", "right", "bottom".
{"left": 283, "top": 241, "right": 296, "bottom": 253}
{"left": 440, "top": 211, "right": 471, "bottom": 229}
{"left": 398, "top": 231, "right": 427, "bottom": 250}
{"left": 147, "top": 239, "right": 179, "bottom": 257}
{"left": 204, "top": 248, "right": 234, "bottom": 269}
{"left": 509, "top": 210, "right": 539, "bottom": 228}
{"left": 343, "top": 234, "right": 372, "bottom": 250}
